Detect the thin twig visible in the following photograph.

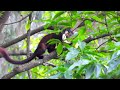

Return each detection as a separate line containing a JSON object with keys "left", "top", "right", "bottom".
{"left": 26, "top": 13, "right": 32, "bottom": 79}
{"left": 96, "top": 40, "right": 109, "bottom": 50}
{"left": 3, "top": 11, "right": 33, "bottom": 25}
{"left": 83, "top": 33, "right": 113, "bottom": 43}
{"left": 43, "top": 62, "right": 56, "bottom": 67}
{"left": 71, "top": 17, "right": 106, "bottom": 33}
{"left": 111, "top": 38, "right": 118, "bottom": 42}
{"left": 81, "top": 18, "right": 106, "bottom": 25}
{"left": 104, "top": 11, "right": 112, "bottom": 40}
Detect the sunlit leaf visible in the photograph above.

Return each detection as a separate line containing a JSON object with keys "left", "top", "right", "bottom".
{"left": 78, "top": 41, "right": 86, "bottom": 51}
{"left": 111, "top": 50, "right": 120, "bottom": 60}
{"left": 68, "top": 59, "right": 90, "bottom": 71}
{"left": 63, "top": 43, "right": 71, "bottom": 48}
{"left": 108, "top": 59, "right": 120, "bottom": 73}
{"left": 46, "top": 67, "right": 59, "bottom": 74}
{"left": 25, "top": 19, "right": 31, "bottom": 31}
{"left": 115, "top": 34, "right": 120, "bottom": 37}
{"left": 52, "top": 11, "right": 65, "bottom": 20}
{"left": 49, "top": 72, "right": 61, "bottom": 79}
{"left": 94, "top": 64, "right": 101, "bottom": 78}
{"left": 85, "top": 64, "right": 95, "bottom": 79}
{"left": 58, "top": 22, "right": 71, "bottom": 26}
{"left": 65, "top": 47, "right": 79, "bottom": 61}
{"left": 58, "top": 66, "right": 67, "bottom": 73}
{"left": 20, "top": 11, "right": 31, "bottom": 16}
{"left": 117, "top": 50, "right": 120, "bottom": 56}
{"left": 64, "top": 70, "right": 72, "bottom": 79}
{"left": 85, "top": 20, "right": 92, "bottom": 28}
{"left": 78, "top": 27, "right": 86, "bottom": 35}
{"left": 57, "top": 43, "right": 63, "bottom": 55}
{"left": 92, "top": 15, "right": 102, "bottom": 21}
{"left": 102, "top": 65, "right": 108, "bottom": 74}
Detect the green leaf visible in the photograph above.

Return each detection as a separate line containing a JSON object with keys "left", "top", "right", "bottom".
{"left": 64, "top": 70, "right": 72, "bottom": 79}
{"left": 68, "top": 61, "right": 80, "bottom": 71}
{"left": 58, "top": 66, "right": 67, "bottom": 72}
{"left": 46, "top": 66, "right": 58, "bottom": 74}
{"left": 92, "top": 15, "right": 102, "bottom": 21}
{"left": 47, "top": 39, "right": 61, "bottom": 45}
{"left": 65, "top": 47, "right": 79, "bottom": 61}
{"left": 57, "top": 43, "right": 63, "bottom": 55}
{"left": 78, "top": 41, "right": 86, "bottom": 51}
{"left": 49, "top": 72, "right": 61, "bottom": 79}
{"left": 65, "top": 52, "right": 74, "bottom": 61}
{"left": 71, "top": 11, "right": 77, "bottom": 14}
{"left": 115, "top": 42, "right": 120, "bottom": 46}
{"left": 58, "top": 22, "right": 71, "bottom": 26}
{"left": 102, "top": 65, "right": 108, "bottom": 74}
{"left": 78, "top": 27, "right": 86, "bottom": 35}
{"left": 94, "top": 64, "right": 101, "bottom": 78}
{"left": 115, "top": 34, "right": 120, "bottom": 37}
{"left": 111, "top": 50, "right": 120, "bottom": 60}
{"left": 25, "top": 19, "right": 31, "bottom": 31}
{"left": 68, "top": 59, "right": 90, "bottom": 71}
{"left": 117, "top": 50, "right": 120, "bottom": 56}
{"left": 63, "top": 43, "right": 71, "bottom": 49}
{"left": 85, "top": 20, "right": 92, "bottom": 28}
{"left": 52, "top": 11, "right": 65, "bottom": 20}
{"left": 108, "top": 60, "right": 120, "bottom": 73}
{"left": 85, "top": 64, "right": 95, "bottom": 79}
{"left": 118, "top": 17, "right": 120, "bottom": 23}
{"left": 21, "top": 11, "right": 31, "bottom": 16}
{"left": 108, "top": 50, "right": 120, "bottom": 73}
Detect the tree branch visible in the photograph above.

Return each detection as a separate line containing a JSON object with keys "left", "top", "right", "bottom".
{"left": 43, "top": 62, "right": 56, "bottom": 67}
{"left": 26, "top": 12, "right": 32, "bottom": 79}
{"left": 96, "top": 40, "right": 108, "bottom": 50}
{"left": 1, "top": 51, "right": 57, "bottom": 79}
{"left": 0, "top": 25, "right": 54, "bottom": 48}
{"left": 83, "top": 33, "right": 113, "bottom": 43}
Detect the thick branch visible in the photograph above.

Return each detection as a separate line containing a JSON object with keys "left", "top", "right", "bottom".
{"left": 0, "top": 25, "right": 54, "bottom": 48}
{"left": 1, "top": 51, "right": 57, "bottom": 79}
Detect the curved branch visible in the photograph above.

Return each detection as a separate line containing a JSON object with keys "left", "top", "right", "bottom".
{"left": 96, "top": 40, "right": 108, "bottom": 50}
{"left": 83, "top": 33, "right": 113, "bottom": 43}
{"left": 1, "top": 51, "right": 57, "bottom": 79}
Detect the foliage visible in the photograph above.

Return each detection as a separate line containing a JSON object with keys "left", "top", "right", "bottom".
{"left": 0, "top": 11, "right": 5, "bottom": 17}
{"left": 8, "top": 11, "right": 120, "bottom": 79}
